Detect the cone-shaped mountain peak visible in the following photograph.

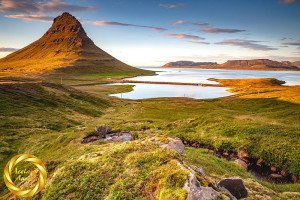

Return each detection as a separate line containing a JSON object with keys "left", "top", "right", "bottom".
{"left": 0, "top": 12, "right": 142, "bottom": 76}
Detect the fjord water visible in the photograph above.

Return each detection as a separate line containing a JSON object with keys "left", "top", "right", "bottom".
{"left": 110, "top": 83, "right": 231, "bottom": 99}
{"left": 110, "top": 67, "right": 300, "bottom": 100}
{"left": 128, "top": 67, "right": 300, "bottom": 85}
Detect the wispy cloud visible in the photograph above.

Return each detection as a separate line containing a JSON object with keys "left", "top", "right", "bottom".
{"left": 5, "top": 14, "right": 53, "bottom": 22}
{"left": 189, "top": 41, "right": 210, "bottom": 45}
{"left": 192, "top": 22, "right": 209, "bottom": 26}
{"left": 282, "top": 42, "right": 300, "bottom": 46}
{"left": 0, "top": 47, "right": 19, "bottom": 52}
{"left": 191, "top": 21, "right": 246, "bottom": 34}
{"left": 159, "top": 3, "right": 185, "bottom": 9}
{"left": 215, "top": 39, "right": 277, "bottom": 51}
{"left": 166, "top": 33, "right": 205, "bottom": 41}
{"left": 0, "top": 0, "right": 96, "bottom": 14}
{"left": 280, "top": 0, "right": 300, "bottom": 4}
{"left": 201, "top": 26, "right": 245, "bottom": 34}
{"left": 283, "top": 42, "right": 300, "bottom": 49}
{"left": 171, "top": 20, "right": 186, "bottom": 26}
{"left": 92, "top": 20, "right": 166, "bottom": 32}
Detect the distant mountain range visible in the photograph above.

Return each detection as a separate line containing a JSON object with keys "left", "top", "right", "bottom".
{"left": 163, "top": 59, "right": 300, "bottom": 71}
{"left": 0, "top": 12, "right": 144, "bottom": 76}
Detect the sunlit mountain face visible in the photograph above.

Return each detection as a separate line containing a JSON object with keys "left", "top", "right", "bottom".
{"left": 0, "top": 0, "right": 299, "bottom": 66}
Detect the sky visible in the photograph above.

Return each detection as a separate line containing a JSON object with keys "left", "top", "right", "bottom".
{"left": 0, "top": 0, "right": 300, "bottom": 66}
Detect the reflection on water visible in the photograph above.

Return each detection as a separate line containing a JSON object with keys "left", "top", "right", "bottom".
{"left": 128, "top": 67, "right": 300, "bottom": 86}
{"left": 109, "top": 83, "right": 231, "bottom": 100}
{"left": 108, "top": 67, "right": 300, "bottom": 100}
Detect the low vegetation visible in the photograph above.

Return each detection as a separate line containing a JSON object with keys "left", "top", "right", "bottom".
{"left": 0, "top": 77, "right": 299, "bottom": 199}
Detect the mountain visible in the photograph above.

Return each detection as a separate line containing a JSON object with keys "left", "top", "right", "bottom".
{"left": 293, "top": 61, "right": 300, "bottom": 67}
{"left": 0, "top": 12, "right": 145, "bottom": 76}
{"left": 163, "top": 59, "right": 299, "bottom": 71}
{"left": 163, "top": 61, "right": 217, "bottom": 68}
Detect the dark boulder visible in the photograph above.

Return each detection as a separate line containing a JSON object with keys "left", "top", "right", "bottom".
{"left": 217, "top": 178, "right": 247, "bottom": 199}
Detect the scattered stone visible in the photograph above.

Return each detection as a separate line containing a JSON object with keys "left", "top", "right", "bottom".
{"left": 291, "top": 175, "right": 298, "bottom": 183}
{"left": 270, "top": 167, "right": 277, "bottom": 172}
{"left": 160, "top": 137, "right": 185, "bottom": 155}
{"left": 238, "top": 150, "right": 249, "bottom": 161}
{"left": 280, "top": 170, "right": 288, "bottom": 177}
{"left": 104, "top": 132, "right": 132, "bottom": 142}
{"left": 269, "top": 174, "right": 284, "bottom": 183}
{"left": 256, "top": 159, "right": 264, "bottom": 166}
{"left": 235, "top": 159, "right": 248, "bottom": 170}
{"left": 185, "top": 173, "right": 220, "bottom": 200}
{"left": 95, "top": 126, "right": 112, "bottom": 137}
{"left": 81, "top": 135, "right": 99, "bottom": 143}
{"left": 194, "top": 166, "right": 206, "bottom": 176}
{"left": 217, "top": 178, "right": 248, "bottom": 199}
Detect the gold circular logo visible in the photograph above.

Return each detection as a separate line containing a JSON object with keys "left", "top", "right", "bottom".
{"left": 3, "top": 154, "right": 47, "bottom": 198}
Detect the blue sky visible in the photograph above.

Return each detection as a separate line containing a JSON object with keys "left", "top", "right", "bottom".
{"left": 0, "top": 0, "right": 300, "bottom": 66}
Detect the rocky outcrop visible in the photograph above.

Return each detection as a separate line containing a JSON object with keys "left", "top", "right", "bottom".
{"left": 82, "top": 126, "right": 131, "bottom": 143}
{"left": 217, "top": 178, "right": 248, "bottom": 199}
{"left": 184, "top": 173, "right": 220, "bottom": 200}
{"left": 160, "top": 137, "right": 185, "bottom": 155}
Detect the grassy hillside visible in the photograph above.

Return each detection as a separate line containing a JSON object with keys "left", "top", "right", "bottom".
{"left": 1, "top": 77, "right": 300, "bottom": 199}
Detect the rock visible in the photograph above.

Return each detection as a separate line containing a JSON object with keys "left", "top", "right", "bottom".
{"left": 185, "top": 173, "right": 219, "bottom": 200}
{"left": 217, "top": 178, "right": 248, "bottom": 199}
{"left": 95, "top": 126, "right": 112, "bottom": 138}
{"left": 269, "top": 174, "right": 284, "bottom": 183}
{"left": 256, "top": 159, "right": 264, "bottom": 166}
{"left": 238, "top": 150, "right": 249, "bottom": 160}
{"left": 235, "top": 159, "right": 248, "bottom": 170}
{"left": 81, "top": 135, "right": 99, "bottom": 143}
{"left": 105, "top": 132, "right": 132, "bottom": 142}
{"left": 280, "top": 170, "right": 288, "bottom": 177}
{"left": 160, "top": 137, "right": 185, "bottom": 155}
{"left": 292, "top": 175, "right": 298, "bottom": 183}
{"left": 194, "top": 166, "right": 206, "bottom": 176}
{"left": 270, "top": 167, "right": 277, "bottom": 172}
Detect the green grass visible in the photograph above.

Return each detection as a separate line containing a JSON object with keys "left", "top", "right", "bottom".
{"left": 0, "top": 81, "right": 109, "bottom": 193}
{"left": 1, "top": 77, "right": 300, "bottom": 199}
{"left": 42, "top": 140, "right": 187, "bottom": 200}
{"left": 81, "top": 72, "right": 134, "bottom": 79}
{"left": 95, "top": 91, "right": 300, "bottom": 176}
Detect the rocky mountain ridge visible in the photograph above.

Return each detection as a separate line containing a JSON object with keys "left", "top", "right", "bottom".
{"left": 163, "top": 59, "right": 300, "bottom": 71}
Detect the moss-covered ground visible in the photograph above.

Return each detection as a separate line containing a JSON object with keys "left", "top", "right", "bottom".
{"left": 0, "top": 76, "right": 299, "bottom": 199}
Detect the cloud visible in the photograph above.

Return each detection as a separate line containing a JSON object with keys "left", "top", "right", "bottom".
{"left": 189, "top": 41, "right": 210, "bottom": 45}
{"left": 215, "top": 39, "right": 278, "bottom": 51}
{"left": 201, "top": 26, "right": 245, "bottom": 33}
{"left": 0, "top": 0, "right": 96, "bottom": 14}
{"left": 192, "top": 22, "right": 209, "bottom": 26}
{"left": 5, "top": 14, "right": 53, "bottom": 22}
{"left": 171, "top": 20, "right": 186, "bottom": 26}
{"left": 159, "top": 3, "right": 184, "bottom": 9}
{"left": 280, "top": 0, "right": 300, "bottom": 4}
{"left": 282, "top": 42, "right": 300, "bottom": 46}
{"left": 0, "top": 47, "right": 19, "bottom": 52}
{"left": 92, "top": 20, "right": 166, "bottom": 32}
{"left": 166, "top": 33, "right": 205, "bottom": 41}
{"left": 283, "top": 42, "right": 300, "bottom": 49}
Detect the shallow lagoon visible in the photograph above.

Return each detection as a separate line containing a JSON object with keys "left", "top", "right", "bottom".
{"left": 110, "top": 67, "right": 300, "bottom": 100}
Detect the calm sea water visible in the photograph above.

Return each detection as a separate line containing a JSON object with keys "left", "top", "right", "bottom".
{"left": 109, "top": 67, "right": 300, "bottom": 100}
{"left": 128, "top": 67, "right": 300, "bottom": 86}
{"left": 110, "top": 83, "right": 231, "bottom": 99}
